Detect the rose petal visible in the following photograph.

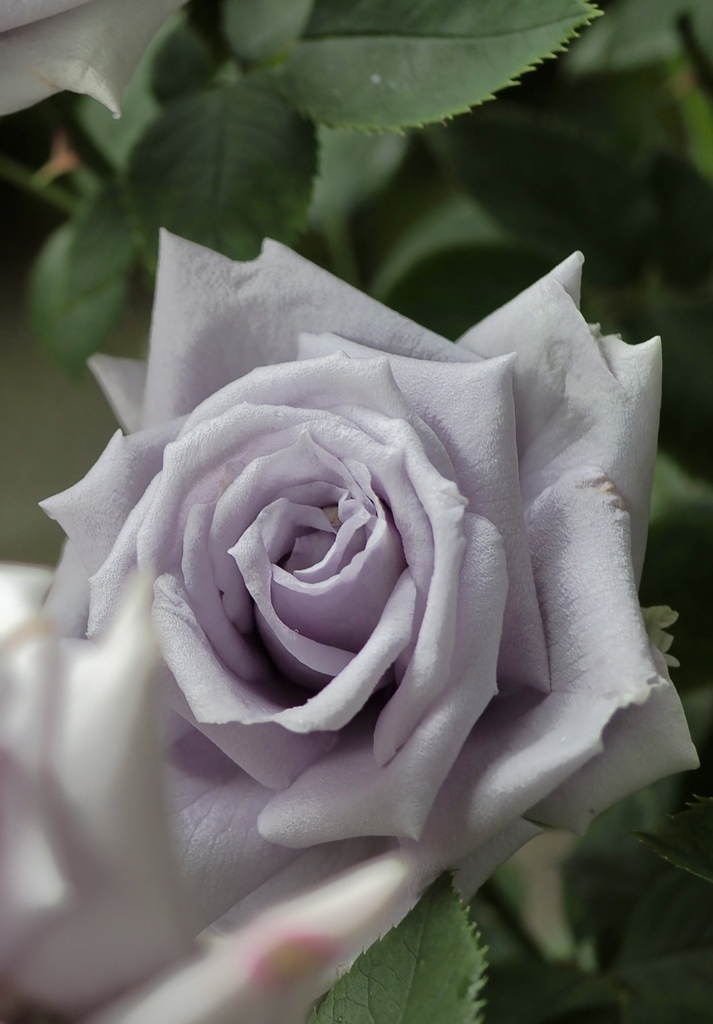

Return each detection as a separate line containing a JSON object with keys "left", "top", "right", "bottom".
{"left": 300, "top": 334, "right": 550, "bottom": 693}
{"left": 458, "top": 253, "right": 660, "bottom": 580}
{"left": 141, "top": 232, "right": 477, "bottom": 428}
{"left": 89, "top": 355, "right": 147, "bottom": 434}
{"left": 0, "top": 0, "right": 185, "bottom": 116}
{"left": 257, "top": 514, "right": 506, "bottom": 846}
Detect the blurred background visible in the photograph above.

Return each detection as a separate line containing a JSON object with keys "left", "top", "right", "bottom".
{"left": 2, "top": 0, "right": 713, "bottom": 991}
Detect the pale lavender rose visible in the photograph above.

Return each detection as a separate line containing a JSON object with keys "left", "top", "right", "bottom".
{"left": 0, "top": 0, "right": 186, "bottom": 116}
{"left": 42, "top": 231, "right": 698, "bottom": 929}
{"left": 0, "top": 563, "right": 408, "bottom": 1024}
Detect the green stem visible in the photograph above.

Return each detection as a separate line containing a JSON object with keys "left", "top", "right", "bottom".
{"left": 478, "top": 879, "right": 545, "bottom": 961}
{"left": 0, "top": 152, "right": 79, "bottom": 214}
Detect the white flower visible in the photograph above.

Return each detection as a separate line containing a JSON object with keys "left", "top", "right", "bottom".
{"left": 0, "top": 0, "right": 186, "bottom": 116}
{"left": 0, "top": 562, "right": 409, "bottom": 1023}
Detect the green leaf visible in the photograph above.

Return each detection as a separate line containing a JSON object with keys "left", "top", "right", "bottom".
{"left": 74, "top": 14, "right": 182, "bottom": 168}
{"left": 562, "top": 779, "right": 678, "bottom": 967}
{"left": 637, "top": 798, "right": 713, "bottom": 884}
{"left": 612, "top": 870, "right": 713, "bottom": 1022}
{"left": 126, "top": 79, "right": 317, "bottom": 265}
{"left": 309, "top": 126, "right": 407, "bottom": 228}
{"left": 27, "top": 184, "right": 135, "bottom": 373}
{"left": 381, "top": 244, "right": 553, "bottom": 340}
{"left": 566, "top": 0, "right": 713, "bottom": 75}
{"left": 371, "top": 195, "right": 506, "bottom": 299}
{"left": 151, "top": 25, "right": 214, "bottom": 104}
{"left": 312, "top": 874, "right": 486, "bottom": 1024}
{"left": 484, "top": 961, "right": 618, "bottom": 1024}
{"left": 432, "top": 105, "right": 654, "bottom": 288}
{"left": 224, "top": 0, "right": 314, "bottom": 64}
{"left": 284, "top": 0, "right": 600, "bottom": 131}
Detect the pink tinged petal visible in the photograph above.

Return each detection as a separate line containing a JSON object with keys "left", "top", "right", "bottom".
{"left": 299, "top": 333, "right": 550, "bottom": 693}
{"left": 86, "top": 856, "right": 409, "bottom": 1024}
{"left": 14, "top": 576, "right": 194, "bottom": 1016}
{"left": 89, "top": 355, "right": 147, "bottom": 434}
{"left": 141, "top": 231, "right": 476, "bottom": 428}
{"left": 258, "top": 516, "right": 507, "bottom": 847}
{"left": 0, "top": 627, "right": 70, "bottom": 970}
{"left": 458, "top": 253, "right": 660, "bottom": 581}
{"left": 0, "top": 563, "right": 53, "bottom": 642}
{"left": 0, "top": 0, "right": 186, "bottom": 117}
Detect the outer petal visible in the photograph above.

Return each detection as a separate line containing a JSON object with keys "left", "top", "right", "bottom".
{"left": 529, "top": 659, "right": 697, "bottom": 833}
{"left": 0, "top": 1, "right": 92, "bottom": 32}
{"left": 0, "top": 0, "right": 185, "bottom": 116}
{"left": 43, "top": 541, "right": 91, "bottom": 638}
{"left": 458, "top": 253, "right": 660, "bottom": 580}
{"left": 0, "top": 563, "right": 53, "bottom": 641}
{"left": 168, "top": 728, "right": 389, "bottom": 931}
{"left": 41, "top": 422, "right": 179, "bottom": 579}
{"left": 404, "top": 467, "right": 697, "bottom": 869}
{"left": 89, "top": 356, "right": 147, "bottom": 434}
{"left": 8, "top": 579, "right": 194, "bottom": 1017}
{"left": 141, "top": 232, "right": 476, "bottom": 428}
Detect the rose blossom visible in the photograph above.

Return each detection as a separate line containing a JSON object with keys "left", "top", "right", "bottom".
{"left": 42, "top": 231, "right": 698, "bottom": 928}
{"left": 0, "top": 562, "right": 408, "bottom": 1024}
{"left": 0, "top": 0, "right": 186, "bottom": 116}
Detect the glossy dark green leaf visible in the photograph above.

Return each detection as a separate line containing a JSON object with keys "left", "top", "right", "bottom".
{"left": 126, "top": 80, "right": 317, "bottom": 265}
{"left": 285, "top": 0, "right": 599, "bottom": 130}
{"left": 432, "top": 105, "right": 655, "bottom": 287}
{"left": 312, "top": 874, "right": 486, "bottom": 1024}
{"left": 27, "top": 184, "right": 135, "bottom": 373}
{"left": 224, "top": 0, "right": 314, "bottom": 64}
{"left": 637, "top": 798, "right": 713, "bottom": 884}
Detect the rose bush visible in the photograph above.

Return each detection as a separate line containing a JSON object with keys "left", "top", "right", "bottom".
{"left": 0, "top": 0, "right": 185, "bottom": 116}
{"left": 42, "top": 231, "right": 698, "bottom": 927}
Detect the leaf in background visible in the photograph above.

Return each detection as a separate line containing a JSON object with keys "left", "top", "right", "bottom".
{"left": 381, "top": 244, "right": 553, "bottom": 340}
{"left": 431, "top": 105, "right": 655, "bottom": 288}
{"left": 640, "top": 456, "right": 713, "bottom": 692}
{"left": 484, "top": 961, "right": 618, "bottom": 1024}
{"left": 27, "top": 184, "right": 135, "bottom": 373}
{"left": 648, "top": 152, "right": 713, "bottom": 287}
{"left": 566, "top": 0, "right": 713, "bottom": 75}
{"left": 637, "top": 798, "right": 713, "bottom": 884}
{"left": 371, "top": 194, "right": 506, "bottom": 299}
{"left": 126, "top": 79, "right": 317, "bottom": 266}
{"left": 284, "top": 0, "right": 600, "bottom": 131}
{"left": 224, "top": 0, "right": 314, "bottom": 65}
{"left": 562, "top": 778, "right": 678, "bottom": 968}
{"left": 613, "top": 869, "right": 713, "bottom": 1022}
{"left": 312, "top": 874, "right": 486, "bottom": 1024}
{"left": 309, "top": 126, "right": 407, "bottom": 230}
{"left": 74, "top": 14, "right": 182, "bottom": 169}
{"left": 626, "top": 301, "right": 713, "bottom": 483}
{"left": 151, "top": 24, "right": 214, "bottom": 104}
